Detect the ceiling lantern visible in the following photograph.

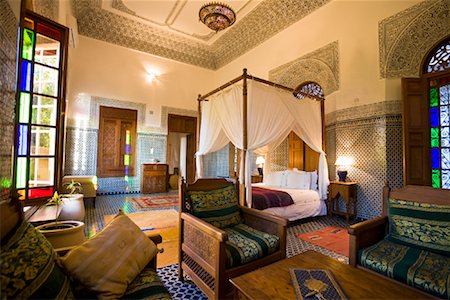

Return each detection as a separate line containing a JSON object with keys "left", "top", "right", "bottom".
{"left": 199, "top": 2, "right": 236, "bottom": 32}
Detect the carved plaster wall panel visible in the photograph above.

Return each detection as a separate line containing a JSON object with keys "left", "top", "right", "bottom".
{"left": 33, "top": 0, "right": 59, "bottom": 21}
{"left": 269, "top": 41, "right": 339, "bottom": 95}
{"left": 380, "top": 0, "right": 450, "bottom": 78}
{"left": 70, "top": 0, "right": 331, "bottom": 70}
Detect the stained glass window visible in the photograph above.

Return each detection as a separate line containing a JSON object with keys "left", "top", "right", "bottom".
{"left": 13, "top": 11, "right": 67, "bottom": 203}
{"left": 293, "top": 81, "right": 325, "bottom": 101}
{"left": 424, "top": 37, "right": 450, "bottom": 74}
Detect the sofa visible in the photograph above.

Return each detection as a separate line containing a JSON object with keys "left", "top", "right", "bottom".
{"left": 0, "top": 199, "right": 171, "bottom": 299}
{"left": 349, "top": 184, "right": 450, "bottom": 299}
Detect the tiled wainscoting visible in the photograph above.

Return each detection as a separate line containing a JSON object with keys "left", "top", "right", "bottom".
{"left": 326, "top": 101, "right": 403, "bottom": 219}
{"left": 0, "top": 0, "right": 17, "bottom": 202}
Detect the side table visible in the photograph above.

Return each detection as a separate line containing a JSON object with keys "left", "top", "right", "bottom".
{"left": 328, "top": 181, "right": 357, "bottom": 222}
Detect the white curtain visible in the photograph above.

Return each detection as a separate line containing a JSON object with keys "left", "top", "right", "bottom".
{"left": 197, "top": 79, "right": 330, "bottom": 204}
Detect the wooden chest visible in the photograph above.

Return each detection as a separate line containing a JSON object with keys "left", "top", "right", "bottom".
{"left": 141, "top": 164, "right": 169, "bottom": 194}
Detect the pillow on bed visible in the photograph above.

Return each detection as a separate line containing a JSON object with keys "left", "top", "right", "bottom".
{"left": 286, "top": 170, "right": 310, "bottom": 189}
{"left": 264, "top": 171, "right": 286, "bottom": 187}
{"left": 308, "top": 170, "right": 318, "bottom": 190}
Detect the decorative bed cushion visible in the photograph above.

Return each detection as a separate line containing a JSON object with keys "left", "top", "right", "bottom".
{"left": 121, "top": 267, "right": 171, "bottom": 299}
{"left": 224, "top": 223, "right": 279, "bottom": 268}
{"left": 188, "top": 185, "right": 242, "bottom": 229}
{"left": 59, "top": 210, "right": 157, "bottom": 299}
{"left": 359, "top": 239, "right": 450, "bottom": 299}
{"left": 0, "top": 221, "right": 73, "bottom": 299}
{"left": 386, "top": 198, "right": 450, "bottom": 256}
{"left": 264, "top": 171, "right": 286, "bottom": 187}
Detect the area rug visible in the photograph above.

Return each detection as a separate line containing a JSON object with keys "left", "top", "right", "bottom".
{"left": 128, "top": 194, "right": 179, "bottom": 209}
{"left": 297, "top": 226, "right": 349, "bottom": 256}
{"left": 104, "top": 209, "right": 179, "bottom": 267}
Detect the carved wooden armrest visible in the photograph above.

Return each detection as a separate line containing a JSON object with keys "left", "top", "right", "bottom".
{"left": 348, "top": 216, "right": 388, "bottom": 267}
{"left": 181, "top": 212, "right": 228, "bottom": 242}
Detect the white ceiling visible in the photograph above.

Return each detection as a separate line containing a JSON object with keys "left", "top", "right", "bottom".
{"left": 103, "top": 0, "right": 262, "bottom": 43}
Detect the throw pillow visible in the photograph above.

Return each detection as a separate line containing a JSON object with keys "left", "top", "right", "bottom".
{"left": 59, "top": 210, "right": 157, "bottom": 299}
{"left": 0, "top": 221, "right": 73, "bottom": 299}
{"left": 286, "top": 170, "right": 311, "bottom": 190}
{"left": 386, "top": 198, "right": 450, "bottom": 256}
{"left": 188, "top": 184, "right": 242, "bottom": 229}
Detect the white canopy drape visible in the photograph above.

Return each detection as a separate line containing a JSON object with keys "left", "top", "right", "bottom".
{"left": 196, "top": 80, "right": 330, "bottom": 202}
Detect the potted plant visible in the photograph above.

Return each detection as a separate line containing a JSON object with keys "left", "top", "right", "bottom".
{"left": 36, "top": 191, "right": 85, "bottom": 249}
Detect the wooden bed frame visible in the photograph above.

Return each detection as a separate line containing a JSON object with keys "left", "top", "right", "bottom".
{"left": 196, "top": 68, "right": 325, "bottom": 201}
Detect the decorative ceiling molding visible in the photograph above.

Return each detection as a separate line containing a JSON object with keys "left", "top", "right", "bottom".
{"left": 71, "top": 0, "right": 331, "bottom": 70}
{"left": 269, "top": 41, "right": 339, "bottom": 96}
{"left": 379, "top": 0, "right": 450, "bottom": 78}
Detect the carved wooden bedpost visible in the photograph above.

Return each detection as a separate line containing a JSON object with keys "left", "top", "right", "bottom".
{"left": 241, "top": 68, "right": 248, "bottom": 206}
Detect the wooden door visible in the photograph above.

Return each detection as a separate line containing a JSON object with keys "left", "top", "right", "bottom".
{"left": 401, "top": 78, "right": 430, "bottom": 186}
{"left": 289, "top": 132, "right": 304, "bottom": 169}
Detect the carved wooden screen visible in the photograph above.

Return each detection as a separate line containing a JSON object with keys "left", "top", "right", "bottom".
{"left": 97, "top": 106, "right": 137, "bottom": 178}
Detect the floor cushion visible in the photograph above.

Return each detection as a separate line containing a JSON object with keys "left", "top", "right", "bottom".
{"left": 0, "top": 221, "right": 73, "bottom": 299}
{"left": 359, "top": 239, "right": 450, "bottom": 298}
{"left": 223, "top": 223, "right": 279, "bottom": 268}
{"left": 121, "top": 267, "right": 171, "bottom": 299}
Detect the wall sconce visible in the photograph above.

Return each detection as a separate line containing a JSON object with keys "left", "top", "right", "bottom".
{"left": 335, "top": 156, "right": 354, "bottom": 182}
{"left": 256, "top": 156, "right": 265, "bottom": 176}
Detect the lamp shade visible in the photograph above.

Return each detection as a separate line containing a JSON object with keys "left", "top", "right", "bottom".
{"left": 256, "top": 156, "right": 265, "bottom": 165}
{"left": 335, "top": 156, "right": 353, "bottom": 166}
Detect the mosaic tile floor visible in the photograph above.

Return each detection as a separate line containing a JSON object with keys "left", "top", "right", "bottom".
{"left": 84, "top": 193, "right": 356, "bottom": 300}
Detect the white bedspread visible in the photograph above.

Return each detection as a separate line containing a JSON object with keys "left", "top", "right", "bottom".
{"left": 252, "top": 183, "right": 327, "bottom": 221}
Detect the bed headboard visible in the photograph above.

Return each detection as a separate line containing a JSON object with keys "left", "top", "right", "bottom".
{"left": 288, "top": 132, "right": 320, "bottom": 172}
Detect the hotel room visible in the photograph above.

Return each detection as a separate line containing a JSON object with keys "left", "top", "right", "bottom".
{"left": 1, "top": 0, "right": 449, "bottom": 299}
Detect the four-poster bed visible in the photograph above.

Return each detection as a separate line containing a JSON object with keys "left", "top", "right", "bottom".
{"left": 195, "top": 68, "right": 330, "bottom": 221}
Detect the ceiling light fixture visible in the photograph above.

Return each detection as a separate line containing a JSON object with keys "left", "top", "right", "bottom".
{"left": 199, "top": 2, "right": 236, "bottom": 32}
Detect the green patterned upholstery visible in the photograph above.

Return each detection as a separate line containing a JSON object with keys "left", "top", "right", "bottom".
{"left": 359, "top": 239, "right": 450, "bottom": 299}
{"left": 122, "top": 267, "right": 171, "bottom": 299}
{"left": 223, "top": 224, "right": 279, "bottom": 268}
{"left": 386, "top": 198, "right": 450, "bottom": 255}
{"left": 188, "top": 185, "right": 242, "bottom": 229}
{"left": 0, "top": 221, "right": 73, "bottom": 299}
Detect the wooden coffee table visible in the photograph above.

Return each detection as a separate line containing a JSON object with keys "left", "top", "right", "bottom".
{"left": 230, "top": 250, "right": 429, "bottom": 299}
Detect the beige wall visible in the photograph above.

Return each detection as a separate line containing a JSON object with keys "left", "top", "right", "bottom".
{"left": 66, "top": 36, "right": 217, "bottom": 119}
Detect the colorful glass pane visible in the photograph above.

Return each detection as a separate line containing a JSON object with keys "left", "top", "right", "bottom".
{"left": 441, "top": 105, "right": 449, "bottom": 126}
{"left": 36, "top": 23, "right": 61, "bottom": 41}
{"left": 18, "top": 125, "right": 28, "bottom": 156}
{"left": 31, "top": 126, "right": 56, "bottom": 156}
{"left": 24, "top": 17, "right": 34, "bottom": 30}
{"left": 16, "top": 157, "right": 27, "bottom": 189}
{"left": 430, "top": 107, "right": 439, "bottom": 127}
{"left": 19, "top": 93, "right": 31, "bottom": 123}
{"left": 442, "top": 170, "right": 450, "bottom": 189}
{"left": 294, "top": 82, "right": 325, "bottom": 101}
{"left": 442, "top": 127, "right": 449, "bottom": 147}
{"left": 28, "top": 187, "right": 54, "bottom": 199}
{"left": 17, "top": 189, "right": 25, "bottom": 200}
{"left": 33, "top": 64, "right": 58, "bottom": 97}
{"left": 124, "top": 154, "right": 130, "bottom": 166}
{"left": 20, "top": 60, "right": 32, "bottom": 92}
{"left": 29, "top": 157, "right": 54, "bottom": 187}
{"left": 32, "top": 96, "right": 57, "bottom": 126}
{"left": 431, "top": 148, "right": 441, "bottom": 169}
{"left": 22, "top": 28, "right": 34, "bottom": 61}
{"left": 442, "top": 148, "right": 450, "bottom": 169}
{"left": 432, "top": 169, "right": 441, "bottom": 188}
{"left": 431, "top": 128, "right": 440, "bottom": 147}
{"left": 35, "top": 34, "right": 60, "bottom": 68}
{"left": 440, "top": 84, "right": 449, "bottom": 105}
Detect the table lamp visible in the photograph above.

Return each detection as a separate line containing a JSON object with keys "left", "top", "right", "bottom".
{"left": 256, "top": 156, "right": 265, "bottom": 176}
{"left": 335, "top": 156, "right": 354, "bottom": 182}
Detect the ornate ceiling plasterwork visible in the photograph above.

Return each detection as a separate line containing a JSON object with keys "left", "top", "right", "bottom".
{"left": 379, "top": 0, "right": 450, "bottom": 78}
{"left": 269, "top": 41, "right": 339, "bottom": 96}
{"left": 71, "top": 0, "right": 331, "bottom": 70}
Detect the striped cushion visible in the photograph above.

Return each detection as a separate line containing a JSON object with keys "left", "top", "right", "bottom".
{"left": 359, "top": 239, "right": 450, "bottom": 299}
{"left": 122, "top": 267, "right": 172, "bottom": 299}
{"left": 0, "top": 221, "right": 73, "bottom": 299}
{"left": 223, "top": 224, "right": 279, "bottom": 268}
{"left": 386, "top": 198, "right": 450, "bottom": 255}
{"left": 188, "top": 185, "right": 242, "bottom": 229}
